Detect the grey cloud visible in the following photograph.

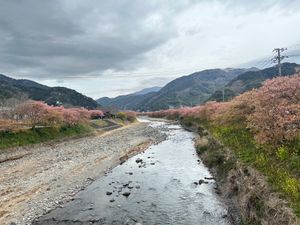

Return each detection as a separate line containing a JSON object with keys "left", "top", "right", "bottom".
{"left": 0, "top": 0, "right": 299, "bottom": 81}
{"left": 223, "top": 0, "right": 300, "bottom": 12}
{"left": 0, "top": 0, "right": 185, "bottom": 78}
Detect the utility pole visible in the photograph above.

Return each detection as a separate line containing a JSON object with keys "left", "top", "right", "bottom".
{"left": 272, "top": 48, "right": 288, "bottom": 76}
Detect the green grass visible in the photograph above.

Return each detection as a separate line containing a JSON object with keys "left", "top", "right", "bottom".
{"left": 90, "top": 119, "right": 109, "bottom": 128}
{"left": 0, "top": 124, "right": 94, "bottom": 150}
{"left": 176, "top": 114, "right": 300, "bottom": 217}
{"left": 152, "top": 111, "right": 300, "bottom": 221}
{"left": 206, "top": 123, "right": 300, "bottom": 217}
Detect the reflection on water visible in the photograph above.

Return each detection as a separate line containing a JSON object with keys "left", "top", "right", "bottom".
{"left": 34, "top": 118, "right": 229, "bottom": 225}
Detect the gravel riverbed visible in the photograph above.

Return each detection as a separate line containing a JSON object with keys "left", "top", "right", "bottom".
{"left": 0, "top": 121, "right": 166, "bottom": 225}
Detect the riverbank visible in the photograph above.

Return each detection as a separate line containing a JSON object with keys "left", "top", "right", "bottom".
{"left": 181, "top": 120, "right": 299, "bottom": 225}
{"left": 0, "top": 119, "right": 128, "bottom": 150}
{"left": 0, "top": 121, "right": 166, "bottom": 225}
{"left": 33, "top": 118, "right": 229, "bottom": 225}
{"left": 145, "top": 74, "right": 300, "bottom": 224}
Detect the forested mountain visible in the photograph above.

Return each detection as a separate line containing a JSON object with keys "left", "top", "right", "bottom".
{"left": 131, "top": 86, "right": 161, "bottom": 96}
{"left": 98, "top": 68, "right": 253, "bottom": 111}
{"left": 0, "top": 74, "right": 99, "bottom": 109}
{"left": 97, "top": 87, "right": 161, "bottom": 110}
{"left": 208, "top": 62, "right": 300, "bottom": 102}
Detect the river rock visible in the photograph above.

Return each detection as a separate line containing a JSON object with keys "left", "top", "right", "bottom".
{"left": 122, "top": 192, "right": 131, "bottom": 197}
{"left": 136, "top": 158, "right": 143, "bottom": 163}
{"left": 199, "top": 179, "right": 209, "bottom": 185}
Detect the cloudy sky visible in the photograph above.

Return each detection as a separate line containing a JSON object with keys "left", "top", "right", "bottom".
{"left": 1, "top": 0, "right": 300, "bottom": 98}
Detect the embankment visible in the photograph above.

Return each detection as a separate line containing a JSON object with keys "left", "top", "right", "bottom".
{"left": 0, "top": 119, "right": 128, "bottom": 150}
{"left": 186, "top": 123, "right": 299, "bottom": 225}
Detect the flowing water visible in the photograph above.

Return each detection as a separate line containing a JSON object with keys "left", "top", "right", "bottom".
{"left": 34, "top": 118, "right": 229, "bottom": 225}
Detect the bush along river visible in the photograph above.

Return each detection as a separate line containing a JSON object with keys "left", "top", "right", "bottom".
{"left": 33, "top": 118, "right": 229, "bottom": 225}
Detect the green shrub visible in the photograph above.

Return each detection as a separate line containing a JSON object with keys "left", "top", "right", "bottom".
{"left": 276, "top": 146, "right": 289, "bottom": 161}
{"left": 116, "top": 112, "right": 126, "bottom": 121}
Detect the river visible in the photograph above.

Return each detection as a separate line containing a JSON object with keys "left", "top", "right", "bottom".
{"left": 33, "top": 118, "right": 229, "bottom": 225}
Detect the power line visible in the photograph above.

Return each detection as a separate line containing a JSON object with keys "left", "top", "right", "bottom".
{"left": 256, "top": 56, "right": 272, "bottom": 68}
{"left": 272, "top": 48, "right": 288, "bottom": 76}
{"left": 260, "top": 58, "right": 274, "bottom": 68}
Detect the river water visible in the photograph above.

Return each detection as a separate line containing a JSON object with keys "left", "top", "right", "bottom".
{"left": 34, "top": 118, "right": 229, "bottom": 225}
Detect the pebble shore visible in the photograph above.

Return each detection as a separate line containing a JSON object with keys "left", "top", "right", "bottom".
{"left": 0, "top": 121, "right": 166, "bottom": 225}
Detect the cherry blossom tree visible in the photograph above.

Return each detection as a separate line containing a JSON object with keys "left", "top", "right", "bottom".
{"left": 146, "top": 74, "right": 300, "bottom": 145}
{"left": 89, "top": 110, "right": 104, "bottom": 119}
{"left": 247, "top": 75, "right": 300, "bottom": 144}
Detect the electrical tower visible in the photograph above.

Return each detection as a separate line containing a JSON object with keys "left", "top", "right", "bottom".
{"left": 272, "top": 48, "right": 288, "bottom": 76}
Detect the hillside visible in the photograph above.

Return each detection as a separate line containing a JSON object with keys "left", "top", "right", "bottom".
{"left": 97, "top": 87, "right": 161, "bottom": 110}
{"left": 98, "top": 91, "right": 158, "bottom": 110}
{"left": 146, "top": 74, "right": 300, "bottom": 224}
{"left": 98, "top": 68, "right": 253, "bottom": 111}
{"left": 208, "top": 62, "right": 300, "bottom": 102}
{"left": 131, "top": 86, "right": 161, "bottom": 96}
{"left": 0, "top": 74, "right": 99, "bottom": 109}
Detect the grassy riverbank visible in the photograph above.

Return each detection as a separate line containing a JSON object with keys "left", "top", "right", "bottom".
{"left": 181, "top": 116, "right": 300, "bottom": 219}
{"left": 0, "top": 117, "right": 137, "bottom": 150}
{"left": 0, "top": 100, "right": 136, "bottom": 150}
{"left": 146, "top": 75, "right": 300, "bottom": 224}
{"left": 0, "top": 124, "right": 94, "bottom": 150}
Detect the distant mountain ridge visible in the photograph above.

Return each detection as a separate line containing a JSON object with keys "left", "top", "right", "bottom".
{"left": 97, "top": 86, "right": 161, "bottom": 110}
{"left": 0, "top": 74, "right": 99, "bottom": 109}
{"left": 98, "top": 67, "right": 255, "bottom": 111}
{"left": 132, "top": 86, "right": 161, "bottom": 96}
{"left": 208, "top": 62, "right": 300, "bottom": 102}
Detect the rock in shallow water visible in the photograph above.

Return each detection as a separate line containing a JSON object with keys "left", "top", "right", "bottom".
{"left": 136, "top": 158, "right": 143, "bottom": 163}
{"left": 198, "top": 179, "right": 208, "bottom": 185}
{"left": 122, "top": 192, "right": 131, "bottom": 197}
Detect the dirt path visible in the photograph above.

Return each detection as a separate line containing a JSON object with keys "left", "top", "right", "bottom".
{"left": 0, "top": 121, "right": 165, "bottom": 225}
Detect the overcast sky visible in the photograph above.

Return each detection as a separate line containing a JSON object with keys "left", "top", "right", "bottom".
{"left": 1, "top": 0, "right": 300, "bottom": 98}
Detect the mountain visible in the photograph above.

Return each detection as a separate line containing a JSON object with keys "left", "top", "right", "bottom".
{"left": 0, "top": 74, "right": 99, "bottom": 109}
{"left": 132, "top": 86, "right": 161, "bottom": 96}
{"left": 97, "top": 86, "right": 161, "bottom": 110}
{"left": 208, "top": 62, "right": 300, "bottom": 102}
{"left": 98, "top": 68, "right": 254, "bottom": 111}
